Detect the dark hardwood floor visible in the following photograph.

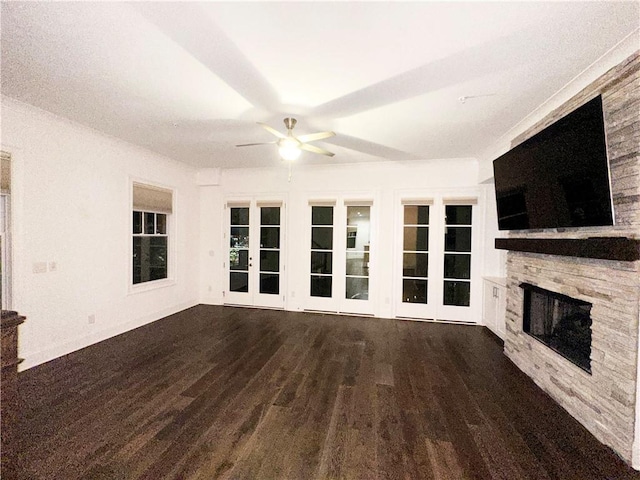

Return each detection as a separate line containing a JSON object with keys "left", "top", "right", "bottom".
{"left": 15, "top": 305, "right": 640, "bottom": 479}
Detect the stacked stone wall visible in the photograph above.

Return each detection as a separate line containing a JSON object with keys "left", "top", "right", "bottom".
{"left": 504, "top": 52, "right": 640, "bottom": 462}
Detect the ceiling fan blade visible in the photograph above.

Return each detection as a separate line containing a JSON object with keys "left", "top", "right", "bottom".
{"left": 132, "top": 3, "right": 280, "bottom": 111}
{"left": 300, "top": 143, "right": 335, "bottom": 157}
{"left": 323, "top": 134, "right": 419, "bottom": 161}
{"left": 258, "top": 122, "right": 286, "bottom": 139}
{"left": 296, "top": 131, "right": 336, "bottom": 143}
{"left": 236, "top": 141, "right": 276, "bottom": 147}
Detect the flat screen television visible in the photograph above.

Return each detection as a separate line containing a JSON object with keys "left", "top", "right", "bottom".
{"left": 493, "top": 95, "right": 614, "bottom": 231}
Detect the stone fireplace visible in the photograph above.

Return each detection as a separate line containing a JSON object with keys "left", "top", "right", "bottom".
{"left": 499, "top": 52, "right": 640, "bottom": 464}
{"left": 505, "top": 253, "right": 639, "bottom": 461}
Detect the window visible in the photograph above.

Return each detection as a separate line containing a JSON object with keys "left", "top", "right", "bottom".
{"left": 259, "top": 206, "right": 281, "bottom": 295}
{"left": 443, "top": 205, "right": 472, "bottom": 306}
{"left": 132, "top": 183, "right": 172, "bottom": 285}
{"left": 310, "top": 205, "right": 333, "bottom": 297}
{"left": 345, "top": 205, "right": 370, "bottom": 300}
{"left": 402, "top": 205, "right": 429, "bottom": 304}
{"left": 229, "top": 206, "right": 250, "bottom": 292}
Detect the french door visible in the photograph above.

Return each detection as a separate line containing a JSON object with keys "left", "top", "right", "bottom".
{"left": 307, "top": 199, "right": 374, "bottom": 315}
{"left": 396, "top": 198, "right": 478, "bottom": 323}
{"left": 225, "top": 199, "right": 285, "bottom": 309}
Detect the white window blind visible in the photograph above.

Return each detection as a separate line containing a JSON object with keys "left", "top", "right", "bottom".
{"left": 442, "top": 197, "right": 478, "bottom": 205}
{"left": 401, "top": 198, "right": 434, "bottom": 206}
{"left": 133, "top": 182, "right": 173, "bottom": 214}
{"left": 1, "top": 151, "right": 11, "bottom": 194}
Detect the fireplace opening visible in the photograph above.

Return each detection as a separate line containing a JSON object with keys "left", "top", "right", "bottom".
{"left": 521, "top": 283, "right": 592, "bottom": 373}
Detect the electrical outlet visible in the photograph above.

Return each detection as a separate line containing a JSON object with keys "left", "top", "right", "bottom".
{"left": 88, "top": 314, "right": 96, "bottom": 324}
{"left": 208, "top": 285, "right": 212, "bottom": 292}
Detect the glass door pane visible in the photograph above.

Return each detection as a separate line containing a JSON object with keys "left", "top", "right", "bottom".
{"left": 259, "top": 206, "right": 280, "bottom": 295}
{"left": 345, "top": 206, "right": 370, "bottom": 300}
{"left": 402, "top": 205, "right": 429, "bottom": 304}
{"left": 443, "top": 205, "right": 472, "bottom": 306}
{"left": 310, "top": 206, "right": 333, "bottom": 297}
{"left": 229, "top": 207, "right": 250, "bottom": 293}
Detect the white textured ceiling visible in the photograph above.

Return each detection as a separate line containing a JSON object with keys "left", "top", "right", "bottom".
{"left": 1, "top": 1, "right": 638, "bottom": 169}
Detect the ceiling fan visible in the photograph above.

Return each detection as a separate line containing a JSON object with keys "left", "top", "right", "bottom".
{"left": 236, "top": 118, "right": 335, "bottom": 160}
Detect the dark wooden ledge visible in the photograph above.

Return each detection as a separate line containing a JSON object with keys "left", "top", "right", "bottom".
{"left": 1, "top": 309, "right": 25, "bottom": 479}
{"left": 495, "top": 237, "right": 640, "bottom": 261}
{"left": 1, "top": 310, "right": 26, "bottom": 329}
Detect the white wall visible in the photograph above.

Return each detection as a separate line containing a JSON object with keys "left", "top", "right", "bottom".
{"left": 199, "top": 183, "right": 224, "bottom": 305}
{"left": 2, "top": 98, "right": 200, "bottom": 369}
{"left": 480, "top": 178, "right": 507, "bottom": 278}
{"left": 199, "top": 158, "right": 498, "bottom": 320}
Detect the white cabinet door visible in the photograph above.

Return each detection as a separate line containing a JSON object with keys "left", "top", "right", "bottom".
{"left": 496, "top": 281, "right": 507, "bottom": 338}
{"left": 482, "top": 277, "right": 506, "bottom": 339}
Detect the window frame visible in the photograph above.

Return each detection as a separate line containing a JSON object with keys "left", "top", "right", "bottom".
{"left": 310, "top": 204, "right": 335, "bottom": 298}
{"left": 401, "top": 203, "right": 431, "bottom": 305}
{"left": 128, "top": 180, "right": 175, "bottom": 294}
{"left": 442, "top": 204, "right": 473, "bottom": 307}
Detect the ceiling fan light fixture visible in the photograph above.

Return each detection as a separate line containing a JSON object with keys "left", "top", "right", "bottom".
{"left": 238, "top": 117, "right": 334, "bottom": 160}
{"left": 278, "top": 137, "right": 302, "bottom": 161}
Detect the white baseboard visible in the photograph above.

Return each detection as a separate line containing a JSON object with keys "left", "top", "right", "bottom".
{"left": 199, "top": 295, "right": 223, "bottom": 305}
{"left": 19, "top": 300, "right": 199, "bottom": 371}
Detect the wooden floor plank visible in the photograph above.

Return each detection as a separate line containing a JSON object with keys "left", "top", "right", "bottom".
{"left": 14, "top": 305, "right": 640, "bottom": 480}
{"left": 315, "top": 384, "right": 352, "bottom": 480}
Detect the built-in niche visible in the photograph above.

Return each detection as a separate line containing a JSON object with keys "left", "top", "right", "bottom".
{"left": 521, "top": 283, "right": 592, "bottom": 372}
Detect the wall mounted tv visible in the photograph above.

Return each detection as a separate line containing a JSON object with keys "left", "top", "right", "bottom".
{"left": 493, "top": 95, "right": 614, "bottom": 231}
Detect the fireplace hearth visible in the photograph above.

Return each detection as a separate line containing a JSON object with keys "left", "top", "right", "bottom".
{"left": 521, "top": 283, "right": 592, "bottom": 373}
